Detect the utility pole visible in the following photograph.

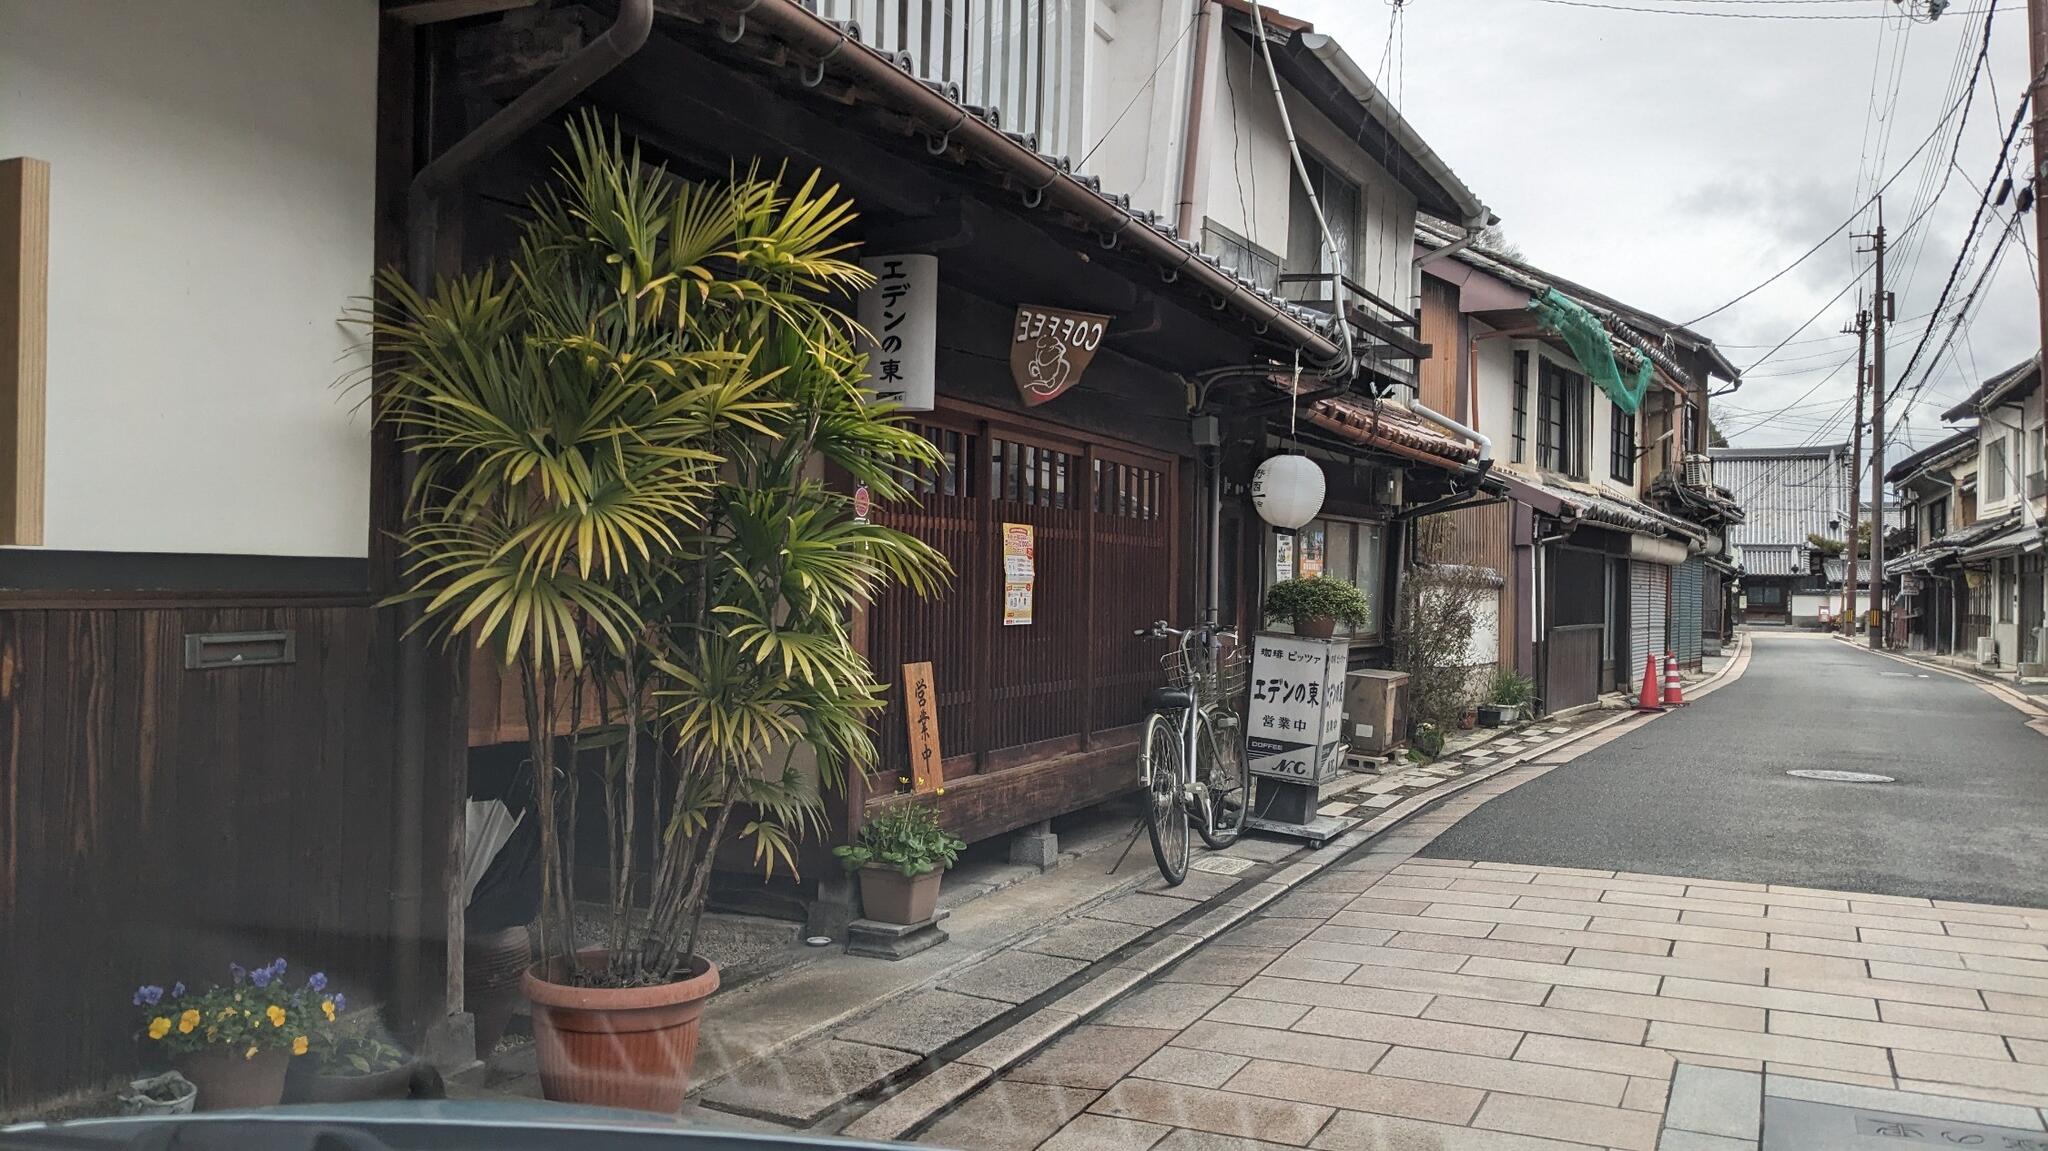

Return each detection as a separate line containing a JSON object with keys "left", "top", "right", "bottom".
{"left": 2031, "top": 0, "right": 2048, "bottom": 391}
{"left": 1867, "top": 200, "right": 1889, "bottom": 649}
{"left": 1843, "top": 304, "right": 1869, "bottom": 638}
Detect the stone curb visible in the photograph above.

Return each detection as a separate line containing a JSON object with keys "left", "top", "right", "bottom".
{"left": 836, "top": 635, "right": 1757, "bottom": 1142}
{"left": 1836, "top": 635, "right": 2048, "bottom": 719}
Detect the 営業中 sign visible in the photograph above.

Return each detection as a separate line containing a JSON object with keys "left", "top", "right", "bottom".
{"left": 858, "top": 254, "right": 937, "bottom": 411}
{"left": 1244, "top": 634, "right": 1349, "bottom": 783}
{"left": 1001, "top": 522, "right": 1035, "bottom": 626}
{"left": 1010, "top": 305, "right": 1110, "bottom": 407}
{"left": 902, "top": 661, "right": 943, "bottom": 793}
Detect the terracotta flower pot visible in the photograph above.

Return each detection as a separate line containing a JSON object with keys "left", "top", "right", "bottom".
{"left": 175, "top": 1047, "right": 290, "bottom": 1111}
{"left": 465, "top": 923, "right": 534, "bottom": 1058}
{"left": 1295, "top": 615, "right": 1338, "bottom": 639}
{"left": 524, "top": 951, "right": 720, "bottom": 1113}
{"left": 858, "top": 864, "right": 942, "bottom": 925}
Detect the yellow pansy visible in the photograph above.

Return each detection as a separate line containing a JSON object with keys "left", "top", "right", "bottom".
{"left": 244, "top": 1045, "right": 259, "bottom": 1061}
{"left": 219, "top": 1006, "right": 237, "bottom": 1018}
{"left": 178, "top": 1009, "right": 200, "bottom": 1034}
{"left": 147, "top": 1017, "right": 171, "bottom": 1040}
{"left": 266, "top": 1005, "right": 285, "bottom": 1028}
{"left": 321, "top": 999, "right": 335, "bottom": 1022}
{"left": 291, "top": 1036, "right": 309, "bottom": 1056}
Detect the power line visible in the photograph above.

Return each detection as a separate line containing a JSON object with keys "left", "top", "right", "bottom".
{"left": 1680, "top": 23, "right": 1997, "bottom": 326}
{"left": 1882, "top": 85, "right": 2032, "bottom": 411}
{"left": 1525, "top": 0, "right": 2008, "bottom": 17}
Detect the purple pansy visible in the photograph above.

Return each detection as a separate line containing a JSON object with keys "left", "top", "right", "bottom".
{"left": 332, "top": 992, "right": 346, "bottom": 1013}
{"left": 229, "top": 963, "right": 247, "bottom": 985}
{"left": 132, "top": 985, "right": 163, "bottom": 1007}
{"left": 171, "top": 982, "right": 185, "bottom": 998}
{"left": 307, "top": 972, "right": 327, "bottom": 993}
{"left": 250, "top": 965, "right": 273, "bottom": 989}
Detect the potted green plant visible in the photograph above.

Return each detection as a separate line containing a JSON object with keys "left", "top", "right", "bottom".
{"left": 131, "top": 960, "right": 325, "bottom": 1110}
{"left": 1409, "top": 721, "right": 1446, "bottom": 759}
{"left": 368, "top": 114, "right": 946, "bottom": 1113}
{"left": 1479, "top": 668, "right": 1534, "bottom": 727}
{"left": 1263, "top": 575, "right": 1370, "bottom": 638}
{"left": 287, "top": 1011, "right": 419, "bottom": 1104}
{"left": 834, "top": 803, "right": 965, "bottom": 925}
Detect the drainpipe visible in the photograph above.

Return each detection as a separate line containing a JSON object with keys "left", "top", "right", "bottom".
{"left": 1174, "top": 0, "right": 1214, "bottom": 241}
{"left": 391, "top": 0, "right": 654, "bottom": 1046}
{"left": 1408, "top": 397, "right": 1495, "bottom": 487}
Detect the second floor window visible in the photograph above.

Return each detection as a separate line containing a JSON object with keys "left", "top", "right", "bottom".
{"left": 1537, "top": 359, "right": 1586, "bottom": 479}
{"left": 1610, "top": 399, "right": 1637, "bottom": 484}
{"left": 1684, "top": 402, "right": 1700, "bottom": 456}
{"left": 1512, "top": 351, "right": 1529, "bottom": 463}
{"left": 1986, "top": 436, "right": 2009, "bottom": 503}
{"left": 1927, "top": 498, "right": 1948, "bottom": 540}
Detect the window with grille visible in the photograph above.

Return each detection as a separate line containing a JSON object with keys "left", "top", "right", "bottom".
{"left": 1512, "top": 351, "right": 1529, "bottom": 463}
{"left": 1610, "top": 398, "right": 1636, "bottom": 485}
{"left": 1537, "top": 359, "right": 1585, "bottom": 479}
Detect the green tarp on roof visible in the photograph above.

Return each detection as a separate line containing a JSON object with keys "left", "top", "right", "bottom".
{"left": 1529, "top": 288, "right": 1653, "bottom": 415}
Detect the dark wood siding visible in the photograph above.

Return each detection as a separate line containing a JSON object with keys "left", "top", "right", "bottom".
{"left": 0, "top": 600, "right": 434, "bottom": 1109}
{"left": 866, "top": 402, "right": 1177, "bottom": 841}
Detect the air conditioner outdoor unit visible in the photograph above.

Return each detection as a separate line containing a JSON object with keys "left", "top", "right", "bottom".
{"left": 1976, "top": 636, "right": 1998, "bottom": 666}
{"left": 1345, "top": 669, "right": 1411, "bottom": 757}
{"left": 1684, "top": 453, "right": 1713, "bottom": 487}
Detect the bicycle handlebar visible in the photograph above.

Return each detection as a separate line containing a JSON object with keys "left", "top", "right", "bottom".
{"left": 1133, "top": 621, "right": 1240, "bottom": 643}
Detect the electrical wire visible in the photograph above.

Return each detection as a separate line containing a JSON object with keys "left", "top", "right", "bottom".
{"left": 1522, "top": 0, "right": 2007, "bottom": 19}
{"left": 1680, "top": 23, "right": 1997, "bottom": 326}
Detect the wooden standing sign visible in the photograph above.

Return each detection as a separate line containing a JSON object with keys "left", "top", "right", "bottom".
{"left": 902, "top": 661, "right": 944, "bottom": 794}
{"left": 1010, "top": 304, "right": 1110, "bottom": 407}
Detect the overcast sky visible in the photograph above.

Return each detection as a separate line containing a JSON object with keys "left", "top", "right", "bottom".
{"left": 1288, "top": 0, "right": 2035, "bottom": 456}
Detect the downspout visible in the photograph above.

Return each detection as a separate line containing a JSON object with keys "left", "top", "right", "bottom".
{"left": 1174, "top": 0, "right": 1214, "bottom": 241}
{"left": 1408, "top": 397, "right": 1495, "bottom": 486}
{"left": 391, "top": 0, "right": 654, "bottom": 1043}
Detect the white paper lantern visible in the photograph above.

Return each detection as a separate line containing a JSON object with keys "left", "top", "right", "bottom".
{"left": 1251, "top": 454, "right": 1325, "bottom": 530}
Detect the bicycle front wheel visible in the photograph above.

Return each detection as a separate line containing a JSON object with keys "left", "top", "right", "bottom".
{"left": 1139, "top": 711, "right": 1190, "bottom": 885}
{"left": 1197, "top": 712, "right": 1248, "bottom": 850}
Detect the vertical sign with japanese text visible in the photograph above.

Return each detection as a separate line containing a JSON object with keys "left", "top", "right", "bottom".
{"left": 1244, "top": 635, "right": 1350, "bottom": 783}
{"left": 902, "top": 661, "right": 943, "bottom": 793}
{"left": 857, "top": 254, "right": 937, "bottom": 411}
{"left": 1001, "top": 522, "right": 1035, "bottom": 626}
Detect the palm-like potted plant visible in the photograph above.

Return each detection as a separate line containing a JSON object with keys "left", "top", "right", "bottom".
{"left": 367, "top": 114, "right": 946, "bottom": 1112}
{"left": 834, "top": 802, "right": 964, "bottom": 924}
{"left": 1263, "top": 575, "right": 1370, "bottom": 638}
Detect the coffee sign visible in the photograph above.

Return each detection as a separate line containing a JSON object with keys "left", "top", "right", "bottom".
{"left": 1010, "top": 305, "right": 1110, "bottom": 407}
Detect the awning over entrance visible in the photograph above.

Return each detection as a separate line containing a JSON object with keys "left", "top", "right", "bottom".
{"left": 1961, "top": 525, "right": 2046, "bottom": 562}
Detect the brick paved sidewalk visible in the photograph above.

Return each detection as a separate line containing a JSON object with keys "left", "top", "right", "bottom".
{"left": 904, "top": 770, "right": 2048, "bottom": 1150}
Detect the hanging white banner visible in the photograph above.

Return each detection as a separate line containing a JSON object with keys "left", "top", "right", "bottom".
{"left": 856, "top": 254, "right": 938, "bottom": 412}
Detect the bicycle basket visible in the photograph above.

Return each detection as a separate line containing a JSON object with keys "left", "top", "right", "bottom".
{"left": 1161, "top": 645, "right": 1248, "bottom": 703}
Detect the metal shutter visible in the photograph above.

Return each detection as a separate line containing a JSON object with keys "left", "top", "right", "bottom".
{"left": 1628, "top": 560, "right": 1670, "bottom": 684}
{"left": 1672, "top": 558, "right": 1704, "bottom": 669}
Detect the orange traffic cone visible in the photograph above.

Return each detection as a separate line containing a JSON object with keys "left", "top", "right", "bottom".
{"left": 1663, "top": 649, "right": 1686, "bottom": 707}
{"left": 1636, "top": 652, "right": 1666, "bottom": 713}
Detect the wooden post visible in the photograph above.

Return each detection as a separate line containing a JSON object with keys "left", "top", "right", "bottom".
{"left": 0, "top": 157, "right": 48, "bottom": 546}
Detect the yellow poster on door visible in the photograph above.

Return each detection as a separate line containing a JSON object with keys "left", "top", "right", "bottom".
{"left": 1002, "top": 522, "right": 1035, "bottom": 626}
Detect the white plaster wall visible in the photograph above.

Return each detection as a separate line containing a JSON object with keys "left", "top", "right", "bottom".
{"left": 1472, "top": 323, "right": 1517, "bottom": 459}
{"left": 0, "top": 0, "right": 378, "bottom": 557}
{"left": 1200, "top": 35, "right": 1292, "bottom": 261}
{"left": 1082, "top": 0, "right": 1194, "bottom": 218}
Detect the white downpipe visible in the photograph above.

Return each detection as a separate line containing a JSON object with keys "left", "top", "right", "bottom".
{"left": 1408, "top": 398, "right": 1494, "bottom": 464}
{"left": 1246, "top": 1, "right": 1353, "bottom": 379}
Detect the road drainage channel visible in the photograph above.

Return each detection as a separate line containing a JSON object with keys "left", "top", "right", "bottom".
{"left": 1785, "top": 769, "right": 1896, "bottom": 783}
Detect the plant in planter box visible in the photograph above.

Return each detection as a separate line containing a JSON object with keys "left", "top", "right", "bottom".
{"left": 1263, "top": 575, "right": 1370, "bottom": 638}
{"left": 289, "top": 1009, "right": 420, "bottom": 1104}
{"left": 365, "top": 113, "right": 947, "bottom": 1112}
{"left": 834, "top": 802, "right": 964, "bottom": 925}
{"left": 1479, "top": 668, "right": 1534, "bottom": 726}
{"left": 131, "top": 960, "right": 328, "bottom": 1110}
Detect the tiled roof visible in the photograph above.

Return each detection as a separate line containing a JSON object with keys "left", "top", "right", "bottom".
{"left": 1738, "top": 544, "right": 1805, "bottom": 577}
{"left": 1299, "top": 391, "right": 1480, "bottom": 469}
{"left": 1941, "top": 356, "right": 2038, "bottom": 422}
{"left": 1710, "top": 446, "right": 1850, "bottom": 548}
{"left": 1504, "top": 471, "right": 1704, "bottom": 542}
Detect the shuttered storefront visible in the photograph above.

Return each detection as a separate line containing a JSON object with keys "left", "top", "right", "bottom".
{"left": 1672, "top": 557, "right": 1704, "bottom": 669}
{"left": 1627, "top": 560, "right": 1670, "bottom": 684}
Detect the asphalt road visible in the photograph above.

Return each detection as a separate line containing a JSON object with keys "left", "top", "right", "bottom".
{"left": 1421, "top": 632, "right": 2048, "bottom": 906}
